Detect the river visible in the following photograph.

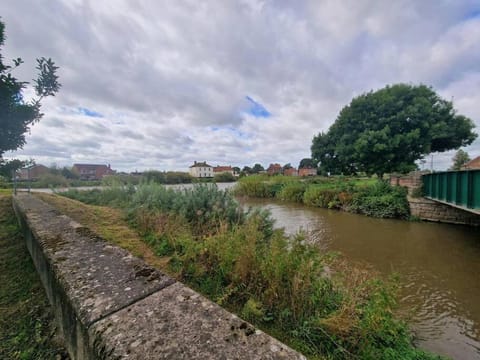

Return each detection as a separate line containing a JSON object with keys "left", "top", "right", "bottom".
{"left": 238, "top": 197, "right": 480, "bottom": 359}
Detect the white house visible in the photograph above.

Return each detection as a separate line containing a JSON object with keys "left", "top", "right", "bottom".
{"left": 189, "top": 161, "right": 213, "bottom": 178}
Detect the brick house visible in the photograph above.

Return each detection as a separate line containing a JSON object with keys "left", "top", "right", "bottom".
{"left": 267, "top": 163, "right": 282, "bottom": 175}
{"left": 284, "top": 167, "right": 298, "bottom": 176}
{"left": 189, "top": 161, "right": 213, "bottom": 178}
{"left": 72, "top": 164, "right": 115, "bottom": 180}
{"left": 461, "top": 156, "right": 480, "bottom": 170}
{"left": 18, "top": 164, "right": 50, "bottom": 181}
{"left": 213, "top": 165, "right": 237, "bottom": 176}
{"left": 298, "top": 167, "right": 317, "bottom": 177}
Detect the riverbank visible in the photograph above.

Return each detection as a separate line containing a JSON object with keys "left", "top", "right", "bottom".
{"left": 233, "top": 175, "right": 411, "bottom": 219}
{"left": 49, "top": 184, "right": 443, "bottom": 359}
{"left": 0, "top": 192, "right": 68, "bottom": 359}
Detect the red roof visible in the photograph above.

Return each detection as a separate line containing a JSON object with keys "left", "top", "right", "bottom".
{"left": 213, "top": 166, "right": 233, "bottom": 173}
{"left": 72, "top": 164, "right": 115, "bottom": 179}
{"left": 462, "top": 156, "right": 480, "bottom": 170}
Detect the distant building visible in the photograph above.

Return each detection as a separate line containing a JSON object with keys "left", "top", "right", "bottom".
{"left": 189, "top": 161, "right": 213, "bottom": 178}
{"left": 267, "top": 163, "right": 282, "bottom": 175}
{"left": 213, "top": 165, "right": 234, "bottom": 176}
{"left": 72, "top": 164, "right": 115, "bottom": 180}
{"left": 298, "top": 167, "right": 317, "bottom": 177}
{"left": 461, "top": 156, "right": 480, "bottom": 170}
{"left": 284, "top": 167, "right": 298, "bottom": 176}
{"left": 17, "top": 164, "right": 49, "bottom": 181}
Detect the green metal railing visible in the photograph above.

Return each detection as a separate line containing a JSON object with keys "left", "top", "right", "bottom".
{"left": 423, "top": 170, "right": 480, "bottom": 209}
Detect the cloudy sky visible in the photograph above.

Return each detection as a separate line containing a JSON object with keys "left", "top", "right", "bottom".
{"left": 2, "top": 0, "right": 480, "bottom": 172}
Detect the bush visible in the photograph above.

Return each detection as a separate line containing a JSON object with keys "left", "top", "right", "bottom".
{"left": 303, "top": 186, "right": 340, "bottom": 208}
{"left": 37, "top": 173, "right": 68, "bottom": 188}
{"left": 233, "top": 175, "right": 276, "bottom": 197}
{"left": 276, "top": 182, "right": 307, "bottom": 202}
{"left": 214, "top": 172, "right": 236, "bottom": 183}
{"left": 129, "top": 183, "right": 244, "bottom": 236}
{"left": 142, "top": 170, "right": 193, "bottom": 184}
{"left": 411, "top": 184, "right": 424, "bottom": 198}
{"left": 349, "top": 182, "right": 410, "bottom": 219}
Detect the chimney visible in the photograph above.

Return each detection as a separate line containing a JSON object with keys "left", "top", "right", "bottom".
{"left": 194, "top": 161, "right": 197, "bottom": 165}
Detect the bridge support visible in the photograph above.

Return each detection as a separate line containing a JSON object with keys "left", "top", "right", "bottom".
{"left": 409, "top": 197, "right": 480, "bottom": 226}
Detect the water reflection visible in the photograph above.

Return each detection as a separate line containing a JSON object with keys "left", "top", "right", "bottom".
{"left": 239, "top": 197, "right": 480, "bottom": 360}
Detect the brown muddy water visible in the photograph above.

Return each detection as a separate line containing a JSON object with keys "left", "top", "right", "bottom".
{"left": 240, "top": 198, "right": 480, "bottom": 360}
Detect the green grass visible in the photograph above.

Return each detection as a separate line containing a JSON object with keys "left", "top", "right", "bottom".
{"left": 0, "top": 194, "right": 67, "bottom": 359}
{"left": 56, "top": 183, "right": 443, "bottom": 359}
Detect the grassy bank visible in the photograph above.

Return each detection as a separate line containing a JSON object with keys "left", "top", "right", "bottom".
{"left": 52, "top": 183, "right": 443, "bottom": 359}
{"left": 233, "top": 175, "right": 410, "bottom": 219}
{"left": 0, "top": 194, "right": 68, "bottom": 359}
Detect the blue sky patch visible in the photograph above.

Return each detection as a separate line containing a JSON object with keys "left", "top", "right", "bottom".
{"left": 463, "top": 9, "right": 480, "bottom": 20}
{"left": 78, "top": 107, "right": 104, "bottom": 118}
{"left": 245, "top": 96, "right": 271, "bottom": 118}
{"left": 209, "top": 125, "right": 251, "bottom": 139}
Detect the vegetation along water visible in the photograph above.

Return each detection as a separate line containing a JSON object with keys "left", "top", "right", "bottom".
{"left": 56, "top": 182, "right": 446, "bottom": 359}
{"left": 233, "top": 175, "right": 411, "bottom": 219}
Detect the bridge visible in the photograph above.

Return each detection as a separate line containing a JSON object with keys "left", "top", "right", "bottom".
{"left": 423, "top": 169, "right": 480, "bottom": 215}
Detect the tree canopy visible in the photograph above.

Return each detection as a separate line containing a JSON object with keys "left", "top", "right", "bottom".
{"left": 298, "top": 158, "right": 315, "bottom": 169}
{"left": 449, "top": 149, "right": 471, "bottom": 171}
{"left": 311, "top": 84, "right": 477, "bottom": 178}
{"left": 0, "top": 19, "right": 60, "bottom": 158}
{"left": 251, "top": 163, "right": 265, "bottom": 173}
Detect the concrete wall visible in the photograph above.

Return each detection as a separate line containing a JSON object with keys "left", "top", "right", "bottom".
{"left": 409, "top": 197, "right": 480, "bottom": 226}
{"left": 390, "top": 171, "right": 480, "bottom": 226}
{"left": 13, "top": 194, "right": 305, "bottom": 360}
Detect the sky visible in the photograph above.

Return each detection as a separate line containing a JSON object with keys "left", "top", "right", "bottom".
{"left": 1, "top": 0, "right": 480, "bottom": 172}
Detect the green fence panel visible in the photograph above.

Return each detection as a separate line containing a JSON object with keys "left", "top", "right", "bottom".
{"left": 474, "top": 172, "right": 480, "bottom": 208}
{"left": 460, "top": 172, "right": 469, "bottom": 207}
{"left": 446, "top": 172, "right": 454, "bottom": 202}
{"left": 422, "top": 170, "right": 480, "bottom": 210}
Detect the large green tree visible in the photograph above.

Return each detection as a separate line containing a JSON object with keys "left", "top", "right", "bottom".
{"left": 0, "top": 19, "right": 60, "bottom": 158}
{"left": 311, "top": 84, "right": 477, "bottom": 178}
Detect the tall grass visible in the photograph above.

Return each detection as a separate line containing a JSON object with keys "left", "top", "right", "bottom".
{"left": 59, "top": 183, "right": 439, "bottom": 359}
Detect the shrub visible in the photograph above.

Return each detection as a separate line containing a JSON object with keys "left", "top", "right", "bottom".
{"left": 128, "top": 183, "right": 244, "bottom": 236}
{"left": 411, "top": 184, "right": 424, "bottom": 198}
{"left": 303, "top": 186, "right": 340, "bottom": 208}
{"left": 214, "top": 172, "right": 236, "bottom": 182}
{"left": 276, "top": 182, "right": 307, "bottom": 202}
{"left": 349, "top": 182, "right": 410, "bottom": 219}
{"left": 37, "top": 173, "right": 69, "bottom": 188}
{"left": 233, "top": 175, "right": 276, "bottom": 197}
